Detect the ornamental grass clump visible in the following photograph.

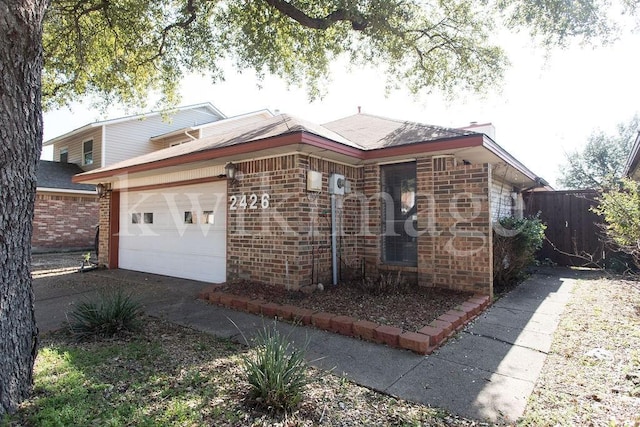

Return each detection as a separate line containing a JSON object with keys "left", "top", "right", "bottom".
{"left": 67, "top": 289, "right": 143, "bottom": 340}
{"left": 242, "top": 325, "right": 310, "bottom": 411}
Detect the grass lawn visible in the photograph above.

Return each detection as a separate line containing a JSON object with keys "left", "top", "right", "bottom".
{"left": 5, "top": 318, "right": 473, "bottom": 427}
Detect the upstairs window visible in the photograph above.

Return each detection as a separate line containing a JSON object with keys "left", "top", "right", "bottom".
{"left": 380, "top": 162, "right": 417, "bottom": 266}
{"left": 83, "top": 139, "right": 93, "bottom": 165}
{"left": 59, "top": 147, "right": 68, "bottom": 163}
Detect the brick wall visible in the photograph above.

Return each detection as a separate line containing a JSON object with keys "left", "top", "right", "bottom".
{"left": 226, "top": 154, "right": 363, "bottom": 289}
{"left": 363, "top": 164, "right": 381, "bottom": 278}
{"left": 426, "top": 162, "right": 493, "bottom": 295}
{"left": 94, "top": 152, "right": 493, "bottom": 295}
{"left": 363, "top": 157, "right": 493, "bottom": 296}
{"left": 97, "top": 191, "right": 111, "bottom": 266}
{"left": 300, "top": 156, "right": 363, "bottom": 285}
{"left": 32, "top": 191, "right": 99, "bottom": 252}
{"left": 227, "top": 155, "right": 304, "bottom": 288}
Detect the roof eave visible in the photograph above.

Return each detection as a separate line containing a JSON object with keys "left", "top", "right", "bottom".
{"left": 43, "top": 122, "right": 102, "bottom": 146}
{"left": 482, "top": 135, "right": 539, "bottom": 182}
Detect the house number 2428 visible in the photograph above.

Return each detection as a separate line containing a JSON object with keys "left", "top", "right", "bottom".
{"left": 229, "top": 193, "right": 270, "bottom": 210}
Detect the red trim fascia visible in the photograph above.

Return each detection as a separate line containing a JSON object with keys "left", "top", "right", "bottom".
{"left": 108, "top": 190, "right": 120, "bottom": 269}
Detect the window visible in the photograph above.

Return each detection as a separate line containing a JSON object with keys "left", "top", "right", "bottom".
{"left": 59, "top": 147, "right": 68, "bottom": 163}
{"left": 184, "top": 211, "right": 194, "bottom": 224}
{"left": 83, "top": 139, "right": 93, "bottom": 165}
{"left": 380, "top": 162, "right": 417, "bottom": 266}
{"left": 131, "top": 213, "right": 142, "bottom": 224}
{"left": 143, "top": 213, "right": 154, "bottom": 224}
{"left": 202, "top": 211, "right": 214, "bottom": 224}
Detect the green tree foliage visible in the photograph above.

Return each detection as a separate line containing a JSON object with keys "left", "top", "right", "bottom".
{"left": 593, "top": 178, "right": 640, "bottom": 268}
{"left": 558, "top": 115, "right": 640, "bottom": 190}
{"left": 42, "top": 0, "right": 634, "bottom": 111}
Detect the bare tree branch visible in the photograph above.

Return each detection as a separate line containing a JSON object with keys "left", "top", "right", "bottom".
{"left": 261, "top": 0, "right": 369, "bottom": 31}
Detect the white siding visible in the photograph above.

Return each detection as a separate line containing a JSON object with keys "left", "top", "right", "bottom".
{"left": 491, "top": 179, "right": 514, "bottom": 221}
{"left": 104, "top": 106, "right": 222, "bottom": 166}
{"left": 52, "top": 127, "right": 103, "bottom": 171}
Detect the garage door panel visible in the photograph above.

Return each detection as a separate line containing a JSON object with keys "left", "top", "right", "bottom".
{"left": 118, "top": 249, "right": 225, "bottom": 283}
{"left": 118, "top": 181, "right": 226, "bottom": 283}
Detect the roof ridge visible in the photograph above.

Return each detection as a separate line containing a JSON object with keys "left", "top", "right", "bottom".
{"left": 327, "top": 112, "right": 477, "bottom": 136}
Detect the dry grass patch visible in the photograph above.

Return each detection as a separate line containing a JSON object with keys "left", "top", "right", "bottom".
{"left": 7, "top": 317, "right": 479, "bottom": 426}
{"left": 521, "top": 275, "right": 640, "bottom": 426}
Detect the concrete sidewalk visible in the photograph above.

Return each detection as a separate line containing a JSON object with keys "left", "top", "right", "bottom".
{"left": 34, "top": 267, "right": 584, "bottom": 423}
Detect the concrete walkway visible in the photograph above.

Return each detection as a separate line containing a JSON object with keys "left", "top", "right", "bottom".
{"left": 34, "top": 267, "right": 583, "bottom": 423}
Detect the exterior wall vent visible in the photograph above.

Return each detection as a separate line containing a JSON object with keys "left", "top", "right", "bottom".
{"left": 432, "top": 155, "right": 456, "bottom": 172}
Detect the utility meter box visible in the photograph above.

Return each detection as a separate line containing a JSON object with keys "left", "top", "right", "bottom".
{"left": 307, "top": 170, "right": 322, "bottom": 192}
{"left": 328, "top": 173, "right": 345, "bottom": 195}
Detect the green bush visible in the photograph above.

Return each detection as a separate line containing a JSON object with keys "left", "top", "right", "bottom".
{"left": 67, "top": 290, "right": 143, "bottom": 340}
{"left": 593, "top": 178, "right": 640, "bottom": 270}
{"left": 493, "top": 215, "right": 546, "bottom": 292}
{"left": 242, "top": 326, "right": 309, "bottom": 411}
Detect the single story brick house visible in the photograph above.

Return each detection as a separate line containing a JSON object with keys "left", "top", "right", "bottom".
{"left": 74, "top": 112, "right": 544, "bottom": 296}
{"left": 33, "top": 160, "right": 98, "bottom": 252}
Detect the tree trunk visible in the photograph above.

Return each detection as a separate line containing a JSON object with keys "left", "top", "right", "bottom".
{"left": 0, "top": 0, "right": 48, "bottom": 416}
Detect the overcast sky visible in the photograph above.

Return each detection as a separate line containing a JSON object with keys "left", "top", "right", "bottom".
{"left": 42, "top": 29, "right": 640, "bottom": 188}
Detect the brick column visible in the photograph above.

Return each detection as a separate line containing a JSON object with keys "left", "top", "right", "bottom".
{"left": 97, "top": 191, "right": 111, "bottom": 267}
{"left": 431, "top": 163, "right": 493, "bottom": 295}
{"left": 362, "top": 164, "right": 381, "bottom": 277}
{"left": 416, "top": 157, "right": 435, "bottom": 286}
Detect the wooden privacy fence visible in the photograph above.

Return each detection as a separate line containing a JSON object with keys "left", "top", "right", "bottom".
{"left": 523, "top": 190, "right": 608, "bottom": 267}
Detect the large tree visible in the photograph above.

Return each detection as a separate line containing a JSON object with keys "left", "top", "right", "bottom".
{"left": 558, "top": 115, "right": 640, "bottom": 190}
{"left": 1, "top": 0, "right": 637, "bottom": 416}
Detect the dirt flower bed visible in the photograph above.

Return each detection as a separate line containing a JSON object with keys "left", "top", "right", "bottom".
{"left": 220, "top": 280, "right": 473, "bottom": 333}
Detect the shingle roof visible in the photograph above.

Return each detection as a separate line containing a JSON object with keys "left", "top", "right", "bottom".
{"left": 37, "top": 160, "right": 96, "bottom": 192}
{"left": 323, "top": 113, "right": 476, "bottom": 149}
{"left": 83, "top": 113, "right": 363, "bottom": 175}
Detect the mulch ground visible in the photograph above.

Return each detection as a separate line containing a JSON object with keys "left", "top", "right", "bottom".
{"left": 219, "top": 280, "right": 473, "bottom": 333}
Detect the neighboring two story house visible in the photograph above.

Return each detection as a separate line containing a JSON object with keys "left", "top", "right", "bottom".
{"left": 36, "top": 102, "right": 227, "bottom": 252}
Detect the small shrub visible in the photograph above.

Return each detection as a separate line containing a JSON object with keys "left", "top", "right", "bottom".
{"left": 357, "top": 271, "right": 407, "bottom": 296}
{"left": 493, "top": 214, "right": 546, "bottom": 292}
{"left": 242, "top": 326, "right": 309, "bottom": 411}
{"left": 67, "top": 289, "right": 143, "bottom": 340}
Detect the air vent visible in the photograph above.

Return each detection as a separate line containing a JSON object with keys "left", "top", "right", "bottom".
{"left": 432, "top": 155, "right": 456, "bottom": 172}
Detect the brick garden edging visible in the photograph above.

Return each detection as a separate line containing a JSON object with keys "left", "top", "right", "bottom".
{"left": 197, "top": 285, "right": 492, "bottom": 355}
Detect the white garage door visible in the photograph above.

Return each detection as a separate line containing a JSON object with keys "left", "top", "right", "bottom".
{"left": 118, "top": 181, "right": 227, "bottom": 282}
